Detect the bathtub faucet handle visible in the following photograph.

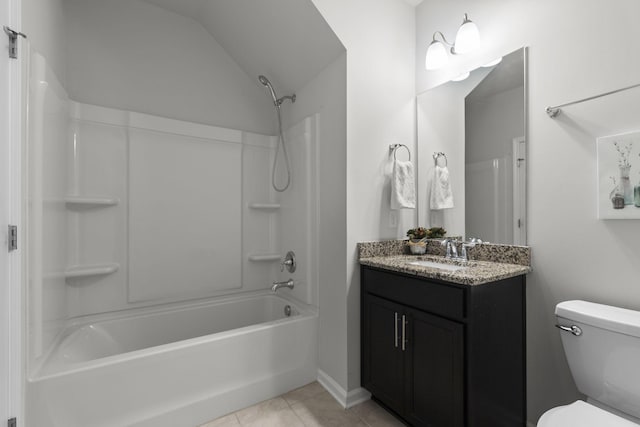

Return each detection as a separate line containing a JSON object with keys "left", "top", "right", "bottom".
{"left": 271, "top": 278, "right": 294, "bottom": 292}
{"left": 280, "top": 251, "right": 296, "bottom": 273}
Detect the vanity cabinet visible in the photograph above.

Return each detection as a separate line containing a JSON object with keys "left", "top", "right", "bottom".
{"left": 361, "top": 266, "right": 526, "bottom": 427}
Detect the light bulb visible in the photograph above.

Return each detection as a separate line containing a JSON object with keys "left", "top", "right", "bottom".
{"left": 425, "top": 40, "right": 448, "bottom": 70}
{"left": 454, "top": 14, "right": 480, "bottom": 54}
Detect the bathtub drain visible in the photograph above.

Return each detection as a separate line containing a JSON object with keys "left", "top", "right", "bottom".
{"left": 284, "top": 305, "right": 292, "bottom": 317}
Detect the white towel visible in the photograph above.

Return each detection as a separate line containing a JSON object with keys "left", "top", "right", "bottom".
{"left": 391, "top": 159, "right": 416, "bottom": 210}
{"left": 430, "top": 165, "right": 454, "bottom": 210}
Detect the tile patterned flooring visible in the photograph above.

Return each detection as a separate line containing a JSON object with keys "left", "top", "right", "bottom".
{"left": 199, "top": 382, "right": 405, "bottom": 427}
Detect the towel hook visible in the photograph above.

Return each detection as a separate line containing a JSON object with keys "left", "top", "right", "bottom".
{"left": 389, "top": 144, "right": 411, "bottom": 161}
{"left": 433, "top": 152, "right": 447, "bottom": 166}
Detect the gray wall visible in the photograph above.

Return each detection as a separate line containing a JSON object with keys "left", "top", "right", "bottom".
{"left": 312, "top": 0, "right": 416, "bottom": 394}
{"left": 63, "top": 0, "right": 274, "bottom": 134}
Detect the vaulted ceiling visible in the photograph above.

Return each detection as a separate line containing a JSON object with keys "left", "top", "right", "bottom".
{"left": 142, "top": 0, "right": 345, "bottom": 96}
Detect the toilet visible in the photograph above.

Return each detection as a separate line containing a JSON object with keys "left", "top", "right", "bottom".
{"left": 538, "top": 300, "right": 640, "bottom": 426}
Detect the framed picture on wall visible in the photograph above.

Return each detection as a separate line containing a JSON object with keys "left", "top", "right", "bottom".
{"left": 597, "top": 131, "right": 640, "bottom": 219}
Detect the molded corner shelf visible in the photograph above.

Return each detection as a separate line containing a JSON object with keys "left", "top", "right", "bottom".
{"left": 248, "top": 254, "right": 281, "bottom": 262}
{"left": 65, "top": 196, "right": 119, "bottom": 207}
{"left": 248, "top": 202, "right": 281, "bottom": 211}
{"left": 65, "top": 263, "right": 119, "bottom": 279}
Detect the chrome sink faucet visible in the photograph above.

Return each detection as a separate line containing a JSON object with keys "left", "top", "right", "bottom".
{"left": 271, "top": 278, "right": 294, "bottom": 292}
{"left": 441, "top": 238, "right": 459, "bottom": 259}
{"left": 442, "top": 238, "right": 483, "bottom": 261}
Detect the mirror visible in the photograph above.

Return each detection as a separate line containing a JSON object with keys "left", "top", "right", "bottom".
{"left": 416, "top": 48, "right": 527, "bottom": 245}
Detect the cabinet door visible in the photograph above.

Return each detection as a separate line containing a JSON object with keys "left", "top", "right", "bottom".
{"left": 363, "top": 294, "right": 404, "bottom": 412}
{"left": 404, "top": 308, "right": 464, "bottom": 427}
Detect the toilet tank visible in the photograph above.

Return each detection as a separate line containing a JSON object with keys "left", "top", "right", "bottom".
{"left": 556, "top": 300, "right": 640, "bottom": 420}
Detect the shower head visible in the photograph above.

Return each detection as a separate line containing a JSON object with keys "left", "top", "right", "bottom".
{"left": 258, "top": 75, "right": 279, "bottom": 106}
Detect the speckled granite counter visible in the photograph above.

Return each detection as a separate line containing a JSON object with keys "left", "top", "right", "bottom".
{"left": 359, "top": 254, "right": 530, "bottom": 285}
{"left": 358, "top": 239, "right": 531, "bottom": 286}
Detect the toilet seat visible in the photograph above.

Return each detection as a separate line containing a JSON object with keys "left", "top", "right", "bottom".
{"left": 538, "top": 401, "right": 640, "bottom": 427}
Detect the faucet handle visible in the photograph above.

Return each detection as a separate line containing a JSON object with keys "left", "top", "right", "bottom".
{"left": 449, "top": 240, "right": 458, "bottom": 258}
{"left": 280, "top": 251, "right": 296, "bottom": 273}
{"left": 440, "top": 238, "right": 452, "bottom": 258}
{"left": 461, "top": 243, "right": 472, "bottom": 261}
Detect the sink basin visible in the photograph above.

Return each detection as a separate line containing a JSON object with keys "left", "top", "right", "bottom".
{"left": 408, "top": 260, "right": 468, "bottom": 272}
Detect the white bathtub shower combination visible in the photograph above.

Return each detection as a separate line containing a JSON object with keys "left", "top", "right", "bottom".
{"left": 28, "top": 293, "right": 317, "bottom": 427}
{"left": 26, "top": 49, "right": 320, "bottom": 426}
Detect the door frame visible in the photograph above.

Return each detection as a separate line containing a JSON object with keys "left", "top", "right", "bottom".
{"left": 1, "top": 0, "right": 24, "bottom": 423}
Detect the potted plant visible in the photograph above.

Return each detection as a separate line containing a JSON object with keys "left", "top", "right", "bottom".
{"left": 406, "top": 226, "right": 447, "bottom": 241}
{"left": 406, "top": 227, "right": 428, "bottom": 254}
{"left": 406, "top": 227, "right": 428, "bottom": 242}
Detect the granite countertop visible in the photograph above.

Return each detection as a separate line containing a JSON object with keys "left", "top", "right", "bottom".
{"left": 359, "top": 254, "right": 531, "bottom": 286}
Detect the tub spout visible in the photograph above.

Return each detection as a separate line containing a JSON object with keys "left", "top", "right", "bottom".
{"left": 272, "top": 279, "right": 294, "bottom": 292}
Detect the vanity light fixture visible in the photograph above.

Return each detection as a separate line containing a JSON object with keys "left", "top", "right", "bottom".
{"left": 451, "top": 72, "right": 470, "bottom": 82}
{"left": 454, "top": 14, "right": 480, "bottom": 54}
{"left": 425, "top": 13, "right": 481, "bottom": 71}
{"left": 482, "top": 57, "right": 503, "bottom": 67}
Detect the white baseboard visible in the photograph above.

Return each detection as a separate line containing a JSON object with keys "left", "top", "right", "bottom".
{"left": 317, "top": 369, "right": 371, "bottom": 409}
{"left": 317, "top": 370, "right": 537, "bottom": 424}
{"left": 345, "top": 386, "right": 372, "bottom": 408}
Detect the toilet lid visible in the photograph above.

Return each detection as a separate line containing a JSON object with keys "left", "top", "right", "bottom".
{"left": 538, "top": 401, "right": 640, "bottom": 427}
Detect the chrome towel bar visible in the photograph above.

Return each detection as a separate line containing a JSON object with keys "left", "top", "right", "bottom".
{"left": 546, "top": 82, "right": 640, "bottom": 118}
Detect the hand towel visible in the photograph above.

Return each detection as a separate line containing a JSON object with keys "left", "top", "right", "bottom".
{"left": 430, "top": 165, "right": 454, "bottom": 210}
{"left": 391, "top": 159, "right": 416, "bottom": 210}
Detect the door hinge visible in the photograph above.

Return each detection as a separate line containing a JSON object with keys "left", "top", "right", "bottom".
{"left": 8, "top": 225, "right": 17, "bottom": 251}
{"left": 3, "top": 26, "right": 27, "bottom": 59}
{"left": 8, "top": 417, "right": 16, "bottom": 427}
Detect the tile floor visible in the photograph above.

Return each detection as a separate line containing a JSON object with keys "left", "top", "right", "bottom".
{"left": 199, "top": 382, "right": 405, "bottom": 427}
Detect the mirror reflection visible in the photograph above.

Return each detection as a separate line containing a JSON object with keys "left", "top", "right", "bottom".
{"left": 417, "top": 48, "right": 527, "bottom": 245}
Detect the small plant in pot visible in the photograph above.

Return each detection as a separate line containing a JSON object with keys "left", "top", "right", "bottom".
{"left": 406, "top": 227, "right": 428, "bottom": 242}
{"left": 406, "top": 227, "right": 447, "bottom": 255}
{"left": 406, "top": 226, "right": 447, "bottom": 241}
{"left": 406, "top": 227, "right": 428, "bottom": 254}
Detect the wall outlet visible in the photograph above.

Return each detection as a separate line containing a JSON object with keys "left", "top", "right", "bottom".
{"left": 389, "top": 210, "right": 398, "bottom": 227}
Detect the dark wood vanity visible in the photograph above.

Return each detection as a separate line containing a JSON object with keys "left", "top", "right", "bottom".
{"left": 361, "top": 265, "right": 526, "bottom": 427}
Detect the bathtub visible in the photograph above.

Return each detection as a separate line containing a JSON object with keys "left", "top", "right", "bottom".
{"left": 27, "top": 292, "right": 318, "bottom": 427}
